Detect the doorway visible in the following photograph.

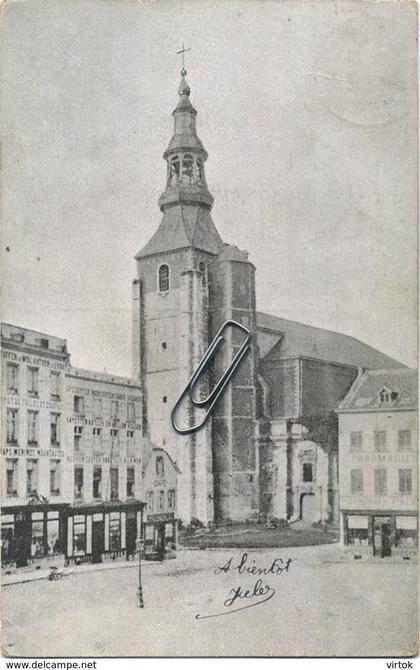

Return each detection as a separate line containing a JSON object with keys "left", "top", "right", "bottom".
{"left": 373, "top": 517, "right": 392, "bottom": 557}
{"left": 92, "top": 519, "right": 104, "bottom": 563}
{"left": 155, "top": 524, "right": 165, "bottom": 561}
{"left": 300, "top": 493, "right": 316, "bottom": 524}
{"left": 125, "top": 513, "right": 137, "bottom": 560}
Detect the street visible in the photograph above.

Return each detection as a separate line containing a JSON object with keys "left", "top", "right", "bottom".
{"left": 2, "top": 544, "right": 417, "bottom": 657}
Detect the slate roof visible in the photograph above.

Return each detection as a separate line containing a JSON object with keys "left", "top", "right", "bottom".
{"left": 135, "top": 204, "right": 223, "bottom": 258}
{"left": 338, "top": 368, "right": 417, "bottom": 411}
{"left": 256, "top": 312, "right": 404, "bottom": 369}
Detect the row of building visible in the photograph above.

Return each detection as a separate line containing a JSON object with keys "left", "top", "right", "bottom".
{"left": 2, "top": 67, "right": 417, "bottom": 568}
{"left": 2, "top": 323, "right": 178, "bottom": 570}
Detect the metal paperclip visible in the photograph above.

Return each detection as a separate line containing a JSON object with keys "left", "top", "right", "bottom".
{"left": 171, "top": 319, "right": 251, "bottom": 435}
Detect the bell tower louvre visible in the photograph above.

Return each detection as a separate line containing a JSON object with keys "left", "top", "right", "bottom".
{"left": 132, "top": 66, "right": 259, "bottom": 525}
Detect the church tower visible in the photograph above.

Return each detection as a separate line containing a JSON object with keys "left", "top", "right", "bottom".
{"left": 133, "top": 67, "right": 259, "bottom": 524}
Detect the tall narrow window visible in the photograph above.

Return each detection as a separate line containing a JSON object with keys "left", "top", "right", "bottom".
{"left": 50, "top": 460, "right": 61, "bottom": 495}
{"left": 111, "top": 400, "right": 119, "bottom": 419}
{"left": 374, "top": 469, "right": 387, "bottom": 496}
{"left": 74, "top": 467, "right": 84, "bottom": 499}
{"left": 399, "top": 470, "right": 412, "bottom": 496}
{"left": 167, "top": 489, "right": 175, "bottom": 510}
{"left": 7, "top": 409, "right": 18, "bottom": 444}
{"left": 156, "top": 456, "right": 164, "bottom": 477}
{"left": 74, "top": 395, "right": 84, "bottom": 415}
{"left": 27, "top": 367, "right": 39, "bottom": 397}
{"left": 26, "top": 459, "right": 38, "bottom": 496}
{"left": 6, "top": 363, "right": 19, "bottom": 394}
{"left": 350, "top": 469, "right": 363, "bottom": 494}
{"left": 169, "top": 155, "right": 180, "bottom": 186}
{"left": 126, "top": 467, "right": 135, "bottom": 497}
{"left": 110, "top": 467, "right": 119, "bottom": 500}
{"left": 350, "top": 432, "right": 362, "bottom": 450}
{"left": 74, "top": 425, "right": 83, "bottom": 451}
{"left": 127, "top": 430, "right": 135, "bottom": 456}
{"left": 93, "top": 467, "right": 102, "bottom": 499}
{"left": 93, "top": 398, "right": 103, "bottom": 418}
{"left": 50, "top": 413, "right": 60, "bottom": 445}
{"left": 199, "top": 261, "right": 207, "bottom": 287}
{"left": 127, "top": 402, "right": 136, "bottom": 423}
{"left": 6, "top": 459, "right": 18, "bottom": 495}
{"left": 50, "top": 371, "right": 60, "bottom": 399}
{"left": 303, "top": 463, "right": 313, "bottom": 482}
{"left": 181, "top": 153, "right": 194, "bottom": 185}
{"left": 146, "top": 490, "right": 154, "bottom": 511}
{"left": 158, "top": 264, "right": 170, "bottom": 292}
{"left": 27, "top": 410, "right": 39, "bottom": 444}
{"left": 374, "top": 431, "right": 387, "bottom": 452}
{"left": 158, "top": 490, "right": 165, "bottom": 511}
{"left": 398, "top": 430, "right": 411, "bottom": 451}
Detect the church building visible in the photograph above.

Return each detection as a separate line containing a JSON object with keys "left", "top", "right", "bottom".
{"left": 133, "top": 68, "right": 402, "bottom": 526}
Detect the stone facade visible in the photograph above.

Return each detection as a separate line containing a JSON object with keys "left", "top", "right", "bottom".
{"left": 133, "top": 70, "right": 404, "bottom": 526}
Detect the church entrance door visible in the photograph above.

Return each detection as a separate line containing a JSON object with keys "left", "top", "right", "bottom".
{"left": 300, "top": 493, "right": 316, "bottom": 524}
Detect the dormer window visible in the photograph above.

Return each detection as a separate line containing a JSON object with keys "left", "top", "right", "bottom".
{"left": 379, "top": 388, "right": 398, "bottom": 405}
{"left": 158, "top": 264, "right": 170, "bottom": 292}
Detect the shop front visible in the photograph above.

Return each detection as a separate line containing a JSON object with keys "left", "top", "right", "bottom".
{"left": 342, "top": 510, "right": 418, "bottom": 560}
{"left": 143, "top": 512, "right": 177, "bottom": 561}
{"left": 1, "top": 503, "right": 69, "bottom": 572}
{"left": 66, "top": 500, "right": 144, "bottom": 566}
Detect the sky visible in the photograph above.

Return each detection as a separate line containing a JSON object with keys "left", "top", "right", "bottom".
{"left": 1, "top": 0, "right": 418, "bottom": 375}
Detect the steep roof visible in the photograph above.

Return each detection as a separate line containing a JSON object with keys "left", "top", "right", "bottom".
{"left": 338, "top": 368, "right": 417, "bottom": 411}
{"left": 257, "top": 312, "right": 404, "bottom": 369}
{"left": 142, "top": 446, "right": 182, "bottom": 474}
{"left": 135, "top": 204, "right": 223, "bottom": 259}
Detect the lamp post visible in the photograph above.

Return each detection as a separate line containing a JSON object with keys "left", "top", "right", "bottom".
{"left": 136, "top": 537, "right": 145, "bottom": 608}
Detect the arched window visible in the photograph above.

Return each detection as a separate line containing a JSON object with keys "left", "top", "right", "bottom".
{"left": 199, "top": 261, "right": 207, "bottom": 287}
{"left": 158, "top": 264, "right": 170, "bottom": 292}
{"left": 196, "top": 159, "right": 204, "bottom": 183}
{"left": 156, "top": 456, "right": 164, "bottom": 477}
{"left": 181, "top": 153, "right": 194, "bottom": 185}
{"left": 169, "top": 155, "right": 180, "bottom": 186}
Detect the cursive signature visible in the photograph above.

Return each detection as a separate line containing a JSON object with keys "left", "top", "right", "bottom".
{"left": 195, "top": 553, "right": 292, "bottom": 620}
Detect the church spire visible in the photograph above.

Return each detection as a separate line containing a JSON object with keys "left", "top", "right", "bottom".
{"left": 158, "top": 68, "right": 214, "bottom": 211}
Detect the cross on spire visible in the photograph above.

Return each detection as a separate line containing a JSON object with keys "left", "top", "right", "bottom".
{"left": 176, "top": 42, "right": 191, "bottom": 75}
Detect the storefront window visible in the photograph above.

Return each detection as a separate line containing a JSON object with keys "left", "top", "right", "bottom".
{"left": 73, "top": 516, "right": 86, "bottom": 556}
{"left": 347, "top": 516, "right": 369, "bottom": 545}
{"left": 31, "top": 517, "right": 45, "bottom": 557}
{"left": 395, "top": 517, "right": 417, "bottom": 547}
{"left": 109, "top": 513, "right": 121, "bottom": 551}
{"left": 1, "top": 516, "right": 15, "bottom": 563}
{"left": 47, "top": 513, "right": 60, "bottom": 555}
